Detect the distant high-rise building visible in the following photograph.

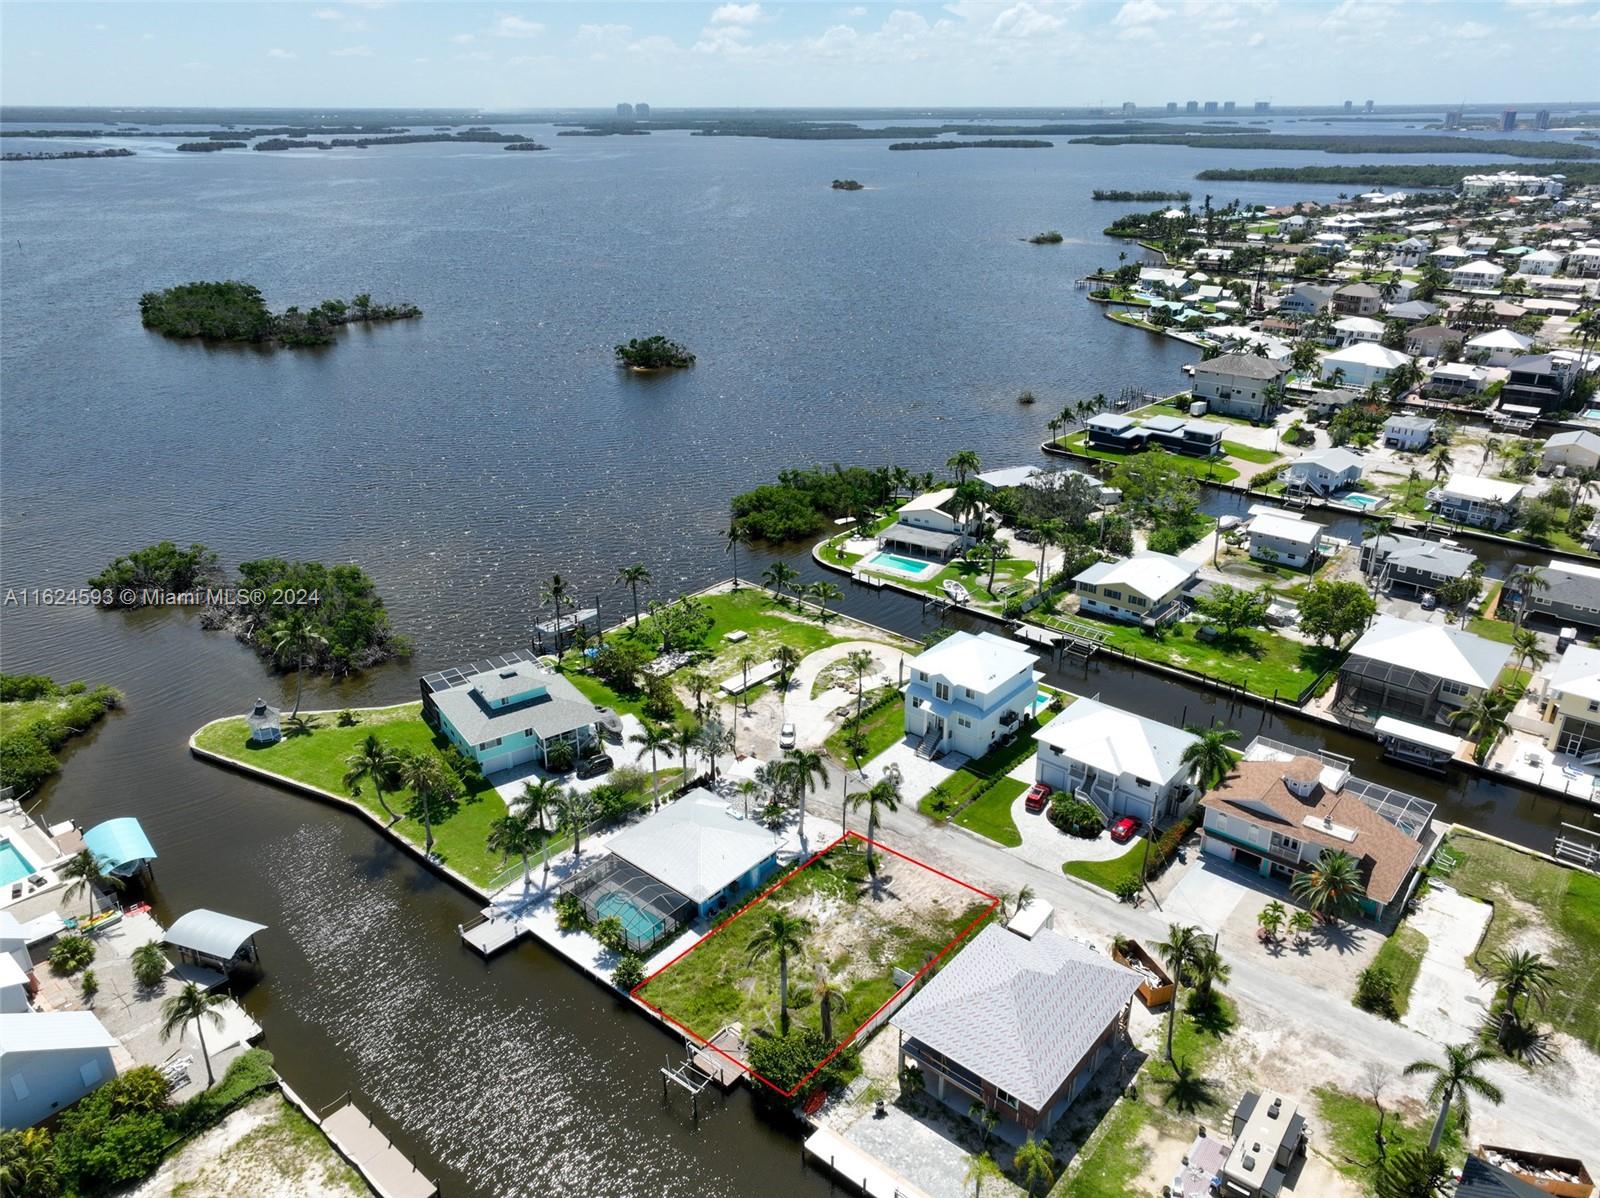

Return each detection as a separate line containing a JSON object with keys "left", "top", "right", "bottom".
{"left": 1186, "top": 100, "right": 1199, "bottom": 113}
{"left": 635, "top": 102, "right": 651, "bottom": 119}
{"left": 1444, "top": 110, "right": 1462, "bottom": 131}
{"left": 1254, "top": 101, "right": 1270, "bottom": 113}
{"left": 1203, "top": 100, "right": 1218, "bottom": 114}
{"left": 1344, "top": 100, "right": 1353, "bottom": 112}
{"left": 1364, "top": 100, "right": 1374, "bottom": 113}
{"left": 1222, "top": 100, "right": 1235, "bottom": 113}
{"left": 1501, "top": 109, "right": 1517, "bottom": 132}
{"left": 1535, "top": 109, "right": 1550, "bottom": 131}
{"left": 616, "top": 102, "right": 635, "bottom": 118}
{"left": 1167, "top": 101, "right": 1178, "bottom": 113}
{"left": 1122, "top": 101, "right": 1137, "bottom": 115}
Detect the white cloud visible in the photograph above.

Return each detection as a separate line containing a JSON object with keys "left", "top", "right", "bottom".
{"left": 412, "top": 56, "right": 430, "bottom": 63}
{"left": 992, "top": 2, "right": 1065, "bottom": 37}
{"left": 266, "top": 47, "right": 297, "bottom": 59}
{"left": 1112, "top": 0, "right": 1172, "bottom": 26}
{"left": 1453, "top": 19, "right": 1492, "bottom": 37}
{"left": 313, "top": 9, "right": 341, "bottom": 19}
{"left": 492, "top": 14, "right": 544, "bottom": 38}
{"left": 845, "top": 4, "right": 868, "bottom": 14}
{"left": 330, "top": 45, "right": 373, "bottom": 56}
{"left": 711, "top": 3, "right": 764, "bottom": 24}
{"left": 141, "top": 32, "right": 156, "bottom": 40}
{"left": 451, "top": 33, "right": 476, "bottom": 44}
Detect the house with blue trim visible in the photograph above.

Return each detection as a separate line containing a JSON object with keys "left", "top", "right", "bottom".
{"left": 903, "top": 631, "right": 1040, "bottom": 760}
{"left": 422, "top": 655, "right": 603, "bottom": 775}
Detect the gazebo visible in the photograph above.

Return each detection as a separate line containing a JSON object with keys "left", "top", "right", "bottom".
{"left": 82, "top": 818, "right": 158, "bottom": 878}
{"left": 163, "top": 909, "right": 267, "bottom": 975}
{"left": 247, "top": 699, "right": 281, "bottom": 745}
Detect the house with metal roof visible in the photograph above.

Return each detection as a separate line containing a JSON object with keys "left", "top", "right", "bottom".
{"left": 893, "top": 924, "right": 1140, "bottom": 1136}
{"left": 1335, "top": 614, "right": 1511, "bottom": 727}
{"left": 1245, "top": 510, "right": 1325, "bottom": 569}
{"left": 424, "top": 655, "right": 604, "bottom": 775}
{"left": 1, "top": 1010, "right": 119, "bottom": 1128}
{"left": 1360, "top": 534, "right": 1477, "bottom": 598}
{"left": 1332, "top": 315, "right": 1385, "bottom": 347}
{"left": 1383, "top": 414, "right": 1436, "bottom": 451}
{"left": 1282, "top": 447, "right": 1365, "bottom": 497}
{"left": 1032, "top": 699, "right": 1199, "bottom": 826}
{"left": 1073, "top": 552, "right": 1198, "bottom": 625}
{"left": 163, "top": 908, "right": 267, "bottom": 974}
{"left": 904, "top": 631, "right": 1040, "bottom": 760}
{"left": 1428, "top": 474, "right": 1526, "bottom": 530}
{"left": 1536, "top": 644, "right": 1600, "bottom": 758}
{"left": 1318, "top": 343, "right": 1414, "bottom": 389}
{"left": 877, "top": 487, "right": 988, "bottom": 562}
{"left": 1542, "top": 429, "right": 1600, "bottom": 473}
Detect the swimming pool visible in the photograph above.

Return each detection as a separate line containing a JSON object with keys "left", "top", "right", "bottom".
{"left": 0, "top": 839, "right": 37, "bottom": 888}
{"left": 863, "top": 550, "right": 940, "bottom": 580}
{"left": 1343, "top": 493, "right": 1385, "bottom": 510}
{"left": 593, "top": 890, "right": 665, "bottom": 943}
{"left": 1032, "top": 690, "right": 1053, "bottom": 713}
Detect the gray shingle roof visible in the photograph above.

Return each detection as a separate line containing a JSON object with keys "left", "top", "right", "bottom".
{"left": 432, "top": 665, "right": 601, "bottom": 746}
{"left": 881, "top": 523, "right": 964, "bottom": 552}
{"left": 1194, "top": 352, "right": 1288, "bottom": 381}
{"left": 893, "top": 925, "right": 1140, "bottom": 1111}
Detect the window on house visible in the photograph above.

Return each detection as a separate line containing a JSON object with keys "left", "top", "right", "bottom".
{"left": 482, "top": 737, "right": 502, "bottom": 750}
{"left": 964, "top": 687, "right": 976, "bottom": 699}
{"left": 1440, "top": 680, "right": 1470, "bottom": 698}
{"left": 958, "top": 717, "right": 972, "bottom": 728}
{"left": 995, "top": 1088, "right": 1020, "bottom": 1110}
{"left": 918, "top": 671, "right": 929, "bottom": 682}
{"left": 1103, "top": 588, "right": 1122, "bottom": 600}
{"left": 935, "top": 682, "right": 950, "bottom": 701}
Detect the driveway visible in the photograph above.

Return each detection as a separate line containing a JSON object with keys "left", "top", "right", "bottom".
{"left": 855, "top": 741, "right": 968, "bottom": 803}
{"left": 1401, "top": 884, "right": 1496, "bottom": 1045}
{"left": 1161, "top": 856, "right": 1253, "bottom": 935}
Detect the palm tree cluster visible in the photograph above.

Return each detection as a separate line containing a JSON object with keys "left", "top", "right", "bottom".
{"left": 1289, "top": 848, "right": 1367, "bottom": 924}
{"left": 1486, "top": 947, "right": 1558, "bottom": 1058}
{"left": 760, "top": 561, "right": 843, "bottom": 621}
{"left": 1155, "top": 925, "right": 1230, "bottom": 1063}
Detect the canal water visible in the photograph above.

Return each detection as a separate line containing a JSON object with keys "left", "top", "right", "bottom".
{"left": 3, "top": 123, "right": 1594, "bottom": 1196}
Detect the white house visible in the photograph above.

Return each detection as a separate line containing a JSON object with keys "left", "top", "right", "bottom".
{"left": 1428, "top": 474, "right": 1526, "bottom": 530}
{"left": 1466, "top": 328, "right": 1533, "bottom": 368}
{"left": 880, "top": 487, "right": 987, "bottom": 561}
{"left": 1192, "top": 353, "right": 1289, "bottom": 421}
{"left": 1, "top": 1011, "right": 119, "bottom": 1128}
{"left": 1543, "top": 430, "right": 1600, "bottom": 472}
{"left": 1383, "top": 414, "right": 1435, "bottom": 451}
{"left": 1568, "top": 247, "right": 1600, "bottom": 278}
{"left": 1282, "top": 447, "right": 1364, "bottom": 496}
{"left": 1245, "top": 510, "right": 1325, "bottom": 568}
{"left": 1427, "top": 363, "right": 1493, "bottom": 396}
{"left": 1073, "top": 552, "right": 1198, "bottom": 625}
{"left": 1337, "top": 615, "right": 1510, "bottom": 724}
{"left": 1429, "top": 244, "right": 1472, "bottom": 268}
{"left": 1392, "top": 237, "right": 1430, "bottom": 267}
{"left": 903, "top": 631, "right": 1041, "bottom": 760}
{"left": 1519, "top": 248, "right": 1566, "bottom": 276}
{"left": 1275, "top": 283, "right": 1335, "bottom": 316}
{"left": 1451, "top": 260, "right": 1507, "bottom": 292}
{"left": 1032, "top": 699, "right": 1199, "bottom": 826}
{"left": 1332, "top": 316, "right": 1385, "bottom": 347}
{"left": 1319, "top": 343, "right": 1414, "bottom": 389}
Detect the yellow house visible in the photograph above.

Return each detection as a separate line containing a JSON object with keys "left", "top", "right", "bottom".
{"left": 1539, "top": 645, "right": 1600, "bottom": 757}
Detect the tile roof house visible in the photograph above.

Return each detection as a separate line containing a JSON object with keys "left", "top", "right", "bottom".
{"left": 894, "top": 925, "right": 1140, "bottom": 1135}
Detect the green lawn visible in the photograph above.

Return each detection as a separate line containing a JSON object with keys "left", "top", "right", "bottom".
{"left": 192, "top": 703, "right": 511, "bottom": 885}
{"left": 917, "top": 712, "right": 1055, "bottom": 819}
{"left": 1221, "top": 441, "right": 1282, "bottom": 465}
{"left": 1313, "top": 1086, "right": 1463, "bottom": 1190}
{"left": 636, "top": 838, "right": 991, "bottom": 1050}
{"left": 1060, "top": 1097, "right": 1153, "bottom": 1197}
{"left": 1445, "top": 832, "right": 1600, "bottom": 1049}
{"left": 1466, "top": 615, "right": 1516, "bottom": 644}
{"left": 952, "top": 777, "right": 1028, "bottom": 847}
{"left": 854, "top": 554, "right": 1038, "bottom": 609}
{"left": 1057, "top": 433, "right": 1243, "bottom": 484}
{"left": 1063, "top": 842, "right": 1146, "bottom": 893}
{"left": 824, "top": 697, "right": 906, "bottom": 768}
{"left": 0, "top": 697, "right": 72, "bottom": 734}
{"left": 1368, "top": 924, "right": 1429, "bottom": 1018}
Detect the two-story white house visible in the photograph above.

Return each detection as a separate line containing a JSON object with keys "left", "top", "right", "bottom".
{"left": 903, "top": 631, "right": 1041, "bottom": 760}
{"left": 1191, "top": 353, "right": 1290, "bottom": 422}
{"left": 1382, "top": 414, "right": 1435, "bottom": 451}
{"left": 1319, "top": 343, "right": 1413, "bottom": 389}
{"left": 1538, "top": 645, "right": 1600, "bottom": 757}
{"left": 1427, "top": 474, "right": 1526, "bottom": 530}
{"left": 1336, "top": 615, "right": 1510, "bottom": 727}
{"left": 423, "top": 654, "right": 604, "bottom": 775}
{"left": 1245, "top": 510, "right": 1325, "bottom": 569}
{"left": 1282, "top": 447, "right": 1364, "bottom": 497}
{"left": 1518, "top": 248, "right": 1565, "bottom": 276}
{"left": 1332, "top": 316, "right": 1385, "bottom": 347}
{"left": 1073, "top": 552, "right": 1198, "bottom": 625}
{"left": 1033, "top": 699, "right": 1199, "bottom": 828}
{"left": 879, "top": 488, "right": 987, "bottom": 562}
{"left": 1465, "top": 328, "right": 1533, "bottom": 368}
{"left": 1451, "top": 259, "right": 1507, "bottom": 292}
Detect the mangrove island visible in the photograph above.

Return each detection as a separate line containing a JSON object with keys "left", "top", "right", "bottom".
{"left": 831, "top": 179, "right": 864, "bottom": 190}
{"left": 139, "top": 281, "right": 421, "bottom": 348}
{"left": 887, "top": 139, "right": 1052, "bottom": 151}
{"left": 614, "top": 336, "right": 696, "bottom": 370}
{"left": 1090, "top": 188, "right": 1193, "bottom": 201}
{"left": 1028, "top": 231, "right": 1065, "bottom": 244}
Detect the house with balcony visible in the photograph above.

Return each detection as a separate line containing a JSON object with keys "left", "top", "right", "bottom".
{"left": 1391, "top": 238, "right": 1431, "bottom": 268}
{"left": 879, "top": 487, "right": 988, "bottom": 561}
{"left": 1282, "top": 447, "right": 1364, "bottom": 497}
{"left": 1085, "top": 413, "right": 1223, "bottom": 458}
{"left": 1428, "top": 474, "right": 1526, "bottom": 530}
{"left": 1405, "top": 324, "right": 1463, "bottom": 360}
{"left": 1245, "top": 509, "right": 1325, "bottom": 568}
{"left": 1336, "top": 615, "right": 1510, "bottom": 727}
{"left": 1451, "top": 260, "right": 1507, "bottom": 293}
{"left": 1430, "top": 244, "right": 1472, "bottom": 270}
{"left": 1427, "top": 362, "right": 1494, "bottom": 397}
{"left": 1332, "top": 316, "right": 1385, "bottom": 347}
{"left": 1198, "top": 737, "right": 1437, "bottom": 922}
{"left": 1332, "top": 282, "right": 1383, "bottom": 317}
{"left": 1192, "top": 353, "right": 1289, "bottom": 421}
{"left": 1032, "top": 699, "right": 1199, "bottom": 827}
{"left": 902, "top": 631, "right": 1041, "bottom": 761}
{"left": 893, "top": 924, "right": 1141, "bottom": 1138}
{"left": 1536, "top": 644, "right": 1600, "bottom": 758}
{"left": 1500, "top": 354, "right": 1573, "bottom": 415}
{"left": 1319, "top": 343, "right": 1413, "bottom": 389}
{"left": 1383, "top": 413, "right": 1435, "bottom": 451}
{"left": 1361, "top": 534, "right": 1477, "bottom": 599}
{"left": 1518, "top": 248, "right": 1566, "bottom": 277}
{"left": 1514, "top": 559, "right": 1600, "bottom": 631}
{"left": 1466, "top": 328, "right": 1533, "bottom": 368}
{"left": 1073, "top": 551, "right": 1198, "bottom": 625}
{"left": 1274, "top": 283, "right": 1335, "bottom": 317}
{"left": 422, "top": 652, "right": 604, "bottom": 775}
{"left": 1568, "top": 246, "right": 1600, "bottom": 278}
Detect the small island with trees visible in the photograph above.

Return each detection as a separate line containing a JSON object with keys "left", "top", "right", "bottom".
{"left": 504, "top": 142, "right": 551, "bottom": 152}
{"left": 887, "top": 139, "right": 1051, "bottom": 151}
{"left": 139, "top": 281, "right": 421, "bottom": 349}
{"left": 1091, "top": 189, "right": 1192, "bottom": 201}
{"left": 2, "top": 148, "right": 134, "bottom": 162}
{"left": 831, "top": 179, "right": 864, "bottom": 190}
{"left": 615, "top": 336, "right": 696, "bottom": 371}
{"left": 177, "top": 141, "right": 247, "bottom": 152}
{"left": 1028, "top": 231, "right": 1064, "bottom": 244}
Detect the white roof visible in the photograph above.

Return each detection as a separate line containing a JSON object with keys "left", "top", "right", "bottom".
{"left": 1466, "top": 329, "right": 1533, "bottom": 351}
{"left": 975, "top": 466, "right": 1043, "bottom": 489}
{"left": 1524, "top": 249, "right": 1565, "bottom": 264}
{"left": 1550, "top": 645, "right": 1600, "bottom": 705}
{"left": 1073, "top": 551, "right": 1197, "bottom": 598}
{"left": 900, "top": 488, "right": 956, "bottom": 514}
{"left": 1289, "top": 447, "right": 1365, "bottom": 474}
{"left": 1249, "top": 512, "right": 1322, "bottom": 546}
{"left": 1323, "top": 343, "right": 1413, "bottom": 370}
{"left": 1347, "top": 615, "right": 1510, "bottom": 690}
{"left": 604, "top": 790, "right": 777, "bottom": 905}
{"left": 1436, "top": 474, "right": 1525, "bottom": 504}
{"left": 1034, "top": 698, "right": 1198, "bottom": 787}
{"left": 0, "top": 911, "right": 24, "bottom": 949}
{"left": 1333, "top": 316, "right": 1385, "bottom": 336}
{"left": 1455, "top": 260, "right": 1506, "bottom": 276}
{"left": 892, "top": 925, "right": 1141, "bottom": 1112}
{"left": 1374, "top": 716, "right": 1461, "bottom": 753}
{"left": 909, "top": 630, "right": 1038, "bottom": 692}
{"left": 164, "top": 909, "right": 267, "bottom": 961}
{"left": 0, "top": 1011, "right": 119, "bottom": 1056}
{"left": 0, "top": 955, "right": 27, "bottom": 990}
{"left": 1545, "top": 430, "right": 1600, "bottom": 453}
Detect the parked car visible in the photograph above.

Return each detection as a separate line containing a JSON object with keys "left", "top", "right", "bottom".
{"left": 779, "top": 722, "right": 796, "bottom": 749}
{"left": 1109, "top": 816, "right": 1142, "bottom": 844}
{"left": 1023, "top": 782, "right": 1053, "bottom": 814}
{"left": 1420, "top": 591, "right": 1437, "bottom": 611}
{"left": 577, "top": 753, "right": 614, "bottom": 780}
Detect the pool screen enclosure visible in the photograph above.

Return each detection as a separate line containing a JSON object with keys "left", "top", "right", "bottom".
{"left": 559, "top": 854, "right": 697, "bottom": 953}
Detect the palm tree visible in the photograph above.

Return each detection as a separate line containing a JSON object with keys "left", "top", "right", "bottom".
{"left": 1288, "top": 908, "right": 1314, "bottom": 946}
{"left": 631, "top": 722, "right": 674, "bottom": 801}
{"left": 813, "top": 968, "right": 848, "bottom": 1043}
{"left": 1290, "top": 849, "right": 1366, "bottom": 924}
{"left": 269, "top": 611, "right": 327, "bottom": 719}
{"left": 558, "top": 787, "right": 598, "bottom": 857}
{"left": 1507, "top": 565, "right": 1548, "bottom": 629}
{"left": 1404, "top": 1042, "right": 1504, "bottom": 1153}
{"left": 1258, "top": 900, "right": 1287, "bottom": 943}
{"left": 617, "top": 563, "right": 652, "bottom": 629}
{"left": 773, "top": 644, "right": 803, "bottom": 695}
{"left": 1013, "top": 1137, "right": 1056, "bottom": 1197}
{"left": 1428, "top": 445, "right": 1455, "bottom": 484}
{"left": 1478, "top": 437, "right": 1503, "bottom": 477}
{"left": 683, "top": 670, "right": 712, "bottom": 719}
{"left": 487, "top": 810, "right": 541, "bottom": 894}
{"left": 845, "top": 649, "right": 875, "bottom": 726}
{"left": 1181, "top": 725, "right": 1239, "bottom": 790}
{"left": 1156, "top": 923, "right": 1202, "bottom": 1062}
{"left": 783, "top": 747, "right": 826, "bottom": 843}
{"left": 673, "top": 722, "right": 699, "bottom": 780}
{"left": 850, "top": 775, "right": 901, "bottom": 877}
{"left": 695, "top": 717, "right": 731, "bottom": 782}
{"left": 946, "top": 449, "right": 982, "bottom": 484}
{"left": 762, "top": 561, "right": 800, "bottom": 604}
{"left": 343, "top": 734, "right": 400, "bottom": 823}
{"left": 1450, "top": 687, "right": 1517, "bottom": 764}
{"left": 1489, "top": 948, "right": 1557, "bottom": 1020}
{"left": 725, "top": 523, "right": 752, "bottom": 588}
{"left": 738, "top": 651, "right": 758, "bottom": 714}
{"left": 1509, "top": 627, "right": 1548, "bottom": 678}
{"left": 396, "top": 752, "right": 454, "bottom": 857}
{"left": 746, "top": 909, "right": 811, "bottom": 1032}
{"left": 1188, "top": 941, "right": 1231, "bottom": 1001}
{"left": 1034, "top": 518, "right": 1064, "bottom": 591}
{"left": 59, "top": 849, "right": 124, "bottom": 916}
{"left": 160, "top": 982, "right": 228, "bottom": 1087}
{"left": 962, "top": 1151, "right": 1001, "bottom": 1198}
{"left": 999, "top": 884, "right": 1037, "bottom": 922}
{"left": 807, "top": 580, "right": 843, "bottom": 622}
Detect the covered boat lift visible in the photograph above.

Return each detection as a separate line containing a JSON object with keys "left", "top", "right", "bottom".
{"left": 1374, "top": 716, "right": 1461, "bottom": 772}
{"left": 163, "top": 909, "right": 267, "bottom": 975}
{"left": 82, "top": 817, "right": 158, "bottom": 878}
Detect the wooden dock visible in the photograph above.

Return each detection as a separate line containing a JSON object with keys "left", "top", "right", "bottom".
{"left": 321, "top": 1101, "right": 437, "bottom": 1198}
{"left": 690, "top": 1023, "right": 746, "bottom": 1089}
{"left": 460, "top": 911, "right": 526, "bottom": 956}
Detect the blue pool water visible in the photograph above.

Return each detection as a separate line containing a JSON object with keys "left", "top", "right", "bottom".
{"left": 593, "top": 890, "right": 665, "bottom": 942}
{"left": 1344, "top": 494, "right": 1383, "bottom": 509}
{"left": 864, "top": 550, "right": 939, "bottom": 579}
{"left": 1032, "top": 690, "right": 1052, "bottom": 713}
{"left": 0, "top": 840, "right": 37, "bottom": 888}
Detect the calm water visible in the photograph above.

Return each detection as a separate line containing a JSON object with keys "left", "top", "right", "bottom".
{"left": 2, "top": 125, "right": 1593, "bottom": 1197}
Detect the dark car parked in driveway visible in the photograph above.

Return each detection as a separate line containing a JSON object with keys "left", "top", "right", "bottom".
{"left": 576, "top": 754, "right": 614, "bottom": 780}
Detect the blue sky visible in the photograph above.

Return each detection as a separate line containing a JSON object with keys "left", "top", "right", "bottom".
{"left": 3, "top": 1, "right": 1597, "bottom": 109}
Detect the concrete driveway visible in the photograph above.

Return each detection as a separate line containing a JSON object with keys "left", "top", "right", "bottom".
{"left": 1161, "top": 855, "right": 1253, "bottom": 936}
{"left": 1401, "top": 884, "right": 1496, "bottom": 1045}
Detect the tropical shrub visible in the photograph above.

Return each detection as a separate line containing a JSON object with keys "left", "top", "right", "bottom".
{"left": 1048, "top": 796, "right": 1104, "bottom": 838}
{"left": 1114, "top": 878, "right": 1142, "bottom": 904}
{"left": 1354, "top": 964, "right": 1399, "bottom": 1019}
{"left": 746, "top": 1027, "right": 858, "bottom": 1097}
{"left": 554, "top": 893, "right": 589, "bottom": 932}
{"left": 594, "top": 915, "right": 629, "bottom": 954}
{"left": 612, "top": 952, "right": 646, "bottom": 990}
{"left": 131, "top": 942, "right": 170, "bottom": 989}
{"left": 544, "top": 740, "right": 577, "bottom": 775}
{"left": 49, "top": 934, "right": 95, "bottom": 975}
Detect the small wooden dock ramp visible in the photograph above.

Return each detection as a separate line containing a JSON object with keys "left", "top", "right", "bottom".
{"left": 460, "top": 911, "right": 525, "bottom": 956}
{"left": 803, "top": 1127, "right": 932, "bottom": 1198}
{"left": 321, "top": 1100, "right": 437, "bottom": 1198}
{"left": 660, "top": 1024, "right": 744, "bottom": 1122}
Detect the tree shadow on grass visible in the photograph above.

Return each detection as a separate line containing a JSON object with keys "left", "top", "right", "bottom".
{"left": 1187, "top": 991, "right": 1236, "bottom": 1037}
{"left": 1160, "top": 1059, "right": 1221, "bottom": 1115}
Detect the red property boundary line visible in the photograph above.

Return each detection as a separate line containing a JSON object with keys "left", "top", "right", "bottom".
{"left": 631, "top": 829, "right": 998, "bottom": 1098}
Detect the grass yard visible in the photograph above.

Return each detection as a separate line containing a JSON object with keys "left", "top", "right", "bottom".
{"left": 917, "top": 713, "right": 1053, "bottom": 819}
{"left": 1060, "top": 1097, "right": 1153, "bottom": 1197}
{"left": 824, "top": 697, "right": 906, "bottom": 768}
{"left": 1444, "top": 832, "right": 1600, "bottom": 1050}
{"left": 1222, "top": 441, "right": 1282, "bottom": 465}
{"left": 1313, "top": 1086, "right": 1464, "bottom": 1190}
{"left": 1063, "top": 842, "right": 1146, "bottom": 893}
{"left": 1466, "top": 615, "right": 1517, "bottom": 644}
{"left": 1056, "top": 433, "right": 1243, "bottom": 484}
{"left": 952, "top": 777, "right": 1028, "bottom": 847}
{"left": 635, "top": 837, "right": 993, "bottom": 1071}
{"left": 192, "top": 703, "right": 512, "bottom": 884}
{"left": 1368, "top": 924, "right": 1429, "bottom": 1018}
{"left": 0, "top": 697, "right": 74, "bottom": 734}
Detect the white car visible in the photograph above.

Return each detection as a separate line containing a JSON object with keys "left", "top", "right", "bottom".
{"left": 779, "top": 722, "right": 796, "bottom": 749}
